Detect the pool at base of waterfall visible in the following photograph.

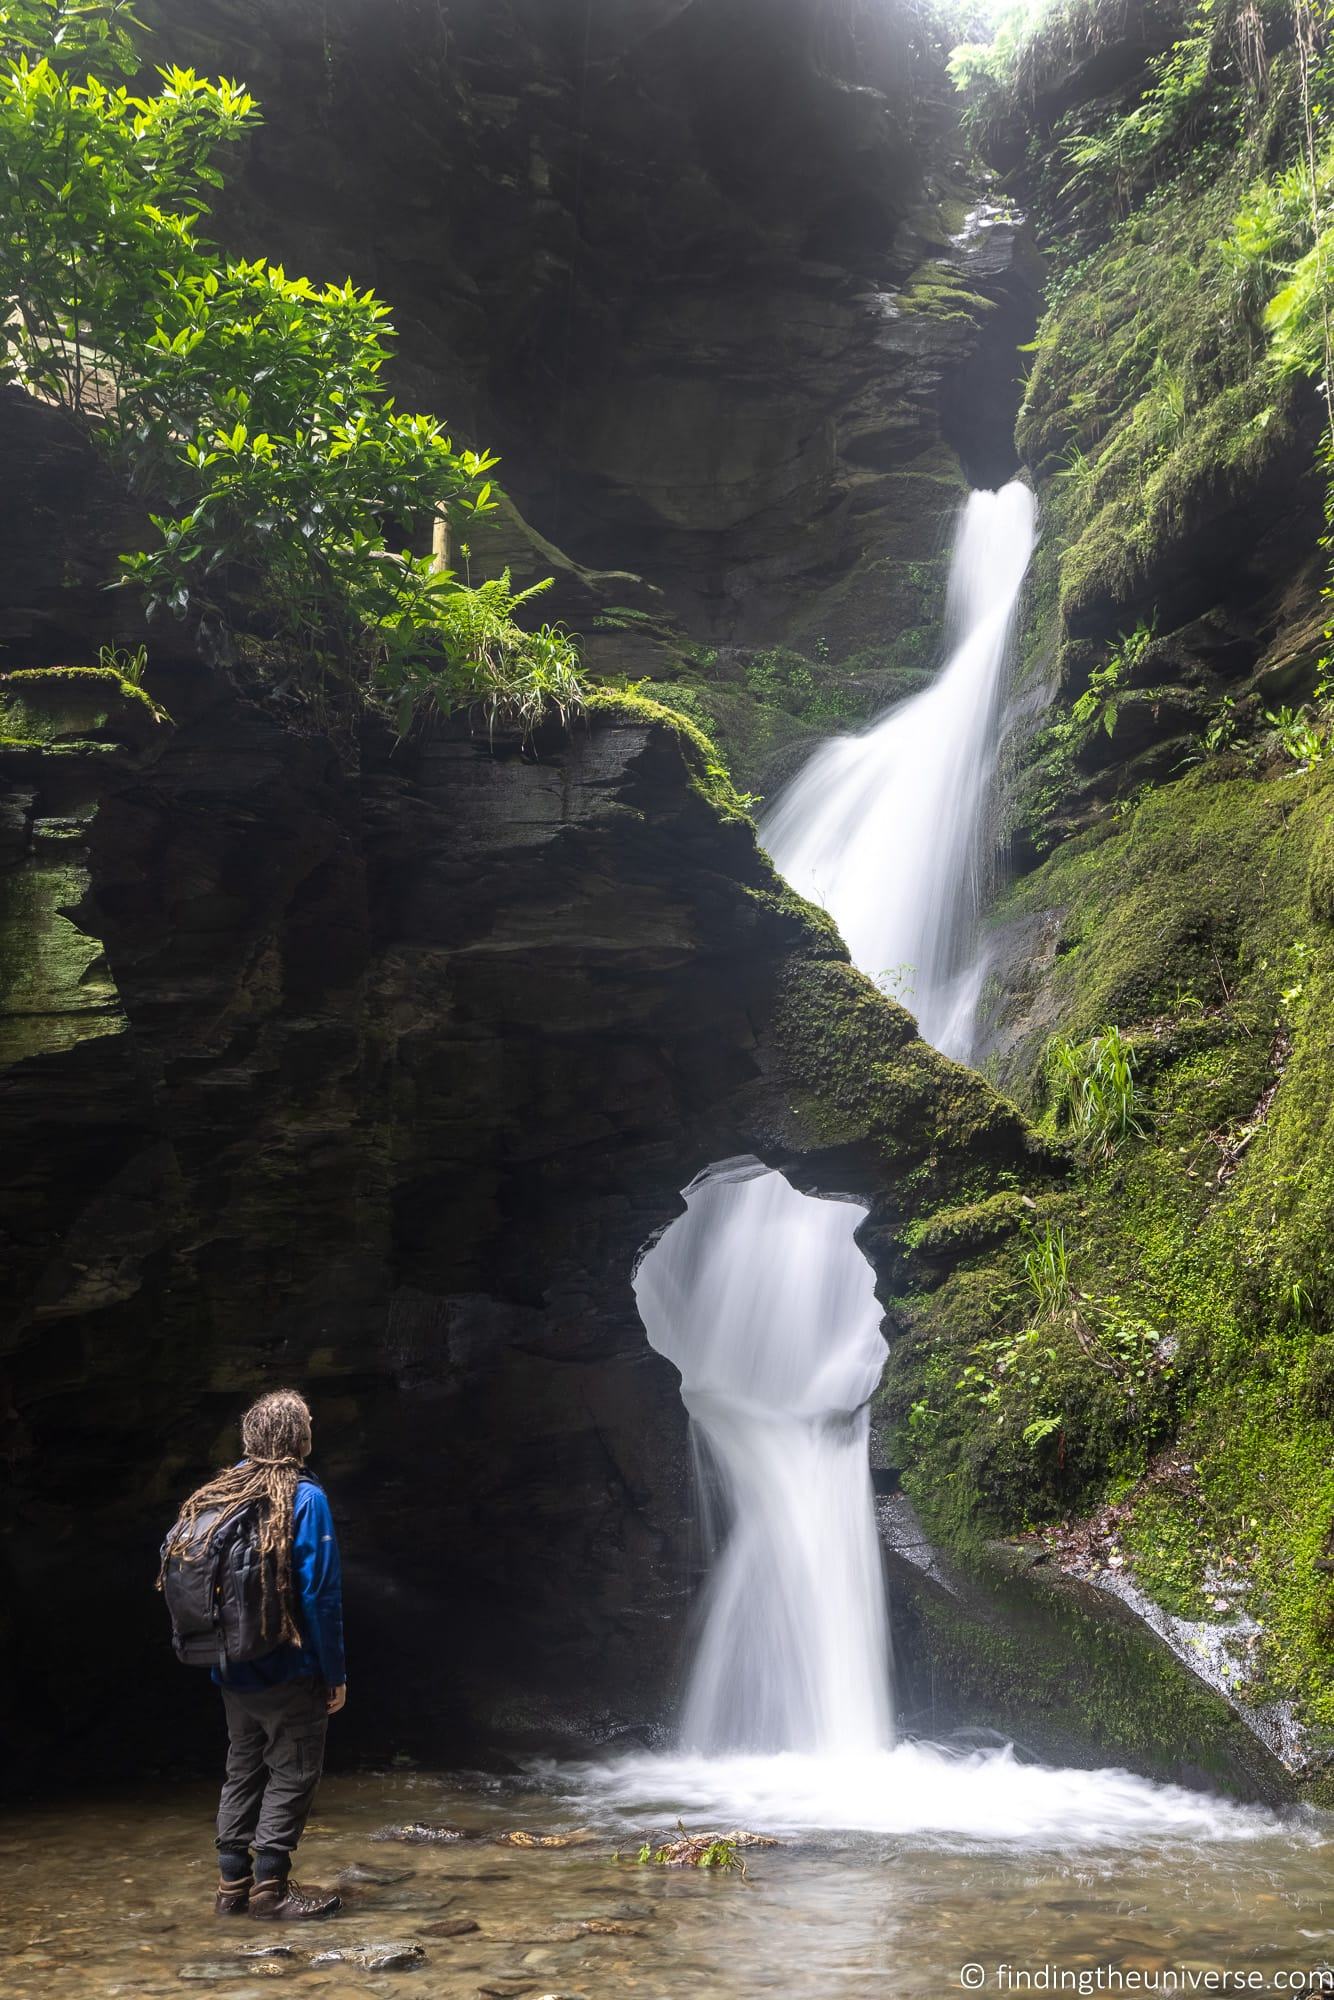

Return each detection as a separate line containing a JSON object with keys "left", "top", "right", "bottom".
{"left": 4, "top": 1760, "right": 1330, "bottom": 2000}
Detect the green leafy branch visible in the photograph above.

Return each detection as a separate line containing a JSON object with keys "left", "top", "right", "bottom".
{"left": 0, "top": 0, "right": 584, "bottom": 733}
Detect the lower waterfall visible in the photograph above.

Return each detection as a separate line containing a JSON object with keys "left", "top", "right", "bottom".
{"left": 632, "top": 1162, "right": 890, "bottom": 1756}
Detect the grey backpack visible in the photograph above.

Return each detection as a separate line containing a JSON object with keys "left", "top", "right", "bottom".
{"left": 160, "top": 1501, "right": 281, "bottom": 1668}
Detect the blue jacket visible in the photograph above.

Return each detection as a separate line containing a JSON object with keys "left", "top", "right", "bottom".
{"left": 213, "top": 1472, "right": 346, "bottom": 1692}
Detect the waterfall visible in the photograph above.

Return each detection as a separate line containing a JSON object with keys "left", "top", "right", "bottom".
{"left": 581, "top": 488, "right": 1300, "bottom": 1838}
{"left": 632, "top": 485, "right": 1036, "bottom": 1769}
{"left": 764, "top": 481, "right": 1037, "bottom": 1058}
{"left": 633, "top": 1163, "right": 890, "bottom": 1755}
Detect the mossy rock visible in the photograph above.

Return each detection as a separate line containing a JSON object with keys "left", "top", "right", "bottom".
{"left": 0, "top": 666, "right": 170, "bottom": 751}
{"left": 0, "top": 810, "right": 126, "bottom": 1067}
{"left": 581, "top": 686, "right": 754, "bottom": 824}
{"left": 770, "top": 958, "right": 1046, "bottom": 1178}
{"left": 899, "top": 260, "right": 996, "bottom": 326}
{"left": 905, "top": 1188, "right": 1037, "bottom": 1257}
{"left": 1308, "top": 808, "right": 1334, "bottom": 927}
{"left": 893, "top": 1537, "right": 1293, "bottom": 1800}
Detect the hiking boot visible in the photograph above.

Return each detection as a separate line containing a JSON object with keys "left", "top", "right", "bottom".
{"left": 215, "top": 1873, "right": 252, "bottom": 1916}
{"left": 249, "top": 1877, "right": 342, "bottom": 1922}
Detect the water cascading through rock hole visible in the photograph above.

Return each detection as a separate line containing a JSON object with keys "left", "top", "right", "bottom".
{"left": 633, "top": 1162, "right": 890, "bottom": 1756}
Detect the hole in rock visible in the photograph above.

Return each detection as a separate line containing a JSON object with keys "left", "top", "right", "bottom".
{"left": 632, "top": 1158, "right": 894, "bottom": 1755}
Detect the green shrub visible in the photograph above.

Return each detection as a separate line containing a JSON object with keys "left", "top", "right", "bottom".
{"left": 0, "top": 0, "right": 581, "bottom": 730}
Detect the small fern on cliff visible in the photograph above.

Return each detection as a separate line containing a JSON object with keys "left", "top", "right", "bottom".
{"left": 375, "top": 574, "right": 582, "bottom": 739}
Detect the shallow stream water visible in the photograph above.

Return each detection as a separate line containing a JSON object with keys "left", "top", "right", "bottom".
{"left": 4, "top": 1758, "right": 1332, "bottom": 2000}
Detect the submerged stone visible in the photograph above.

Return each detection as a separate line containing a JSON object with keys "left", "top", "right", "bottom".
{"left": 373, "top": 1822, "right": 477, "bottom": 1844}
{"left": 493, "top": 1827, "right": 598, "bottom": 1849}
{"left": 179, "top": 1962, "right": 291, "bottom": 1981}
{"left": 308, "top": 1939, "right": 427, "bottom": 1971}
{"left": 480, "top": 1922, "right": 587, "bottom": 1943}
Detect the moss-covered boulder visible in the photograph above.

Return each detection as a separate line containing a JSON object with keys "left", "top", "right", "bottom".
{"left": 0, "top": 665, "right": 168, "bottom": 752}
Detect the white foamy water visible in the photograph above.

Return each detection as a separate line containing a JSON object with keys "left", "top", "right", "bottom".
{"left": 763, "top": 481, "right": 1036, "bottom": 1057}
{"left": 633, "top": 1162, "right": 890, "bottom": 1755}
{"left": 562, "top": 1743, "right": 1307, "bottom": 1849}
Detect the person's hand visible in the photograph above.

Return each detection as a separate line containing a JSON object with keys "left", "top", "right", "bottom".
{"left": 326, "top": 1684, "right": 347, "bottom": 1715}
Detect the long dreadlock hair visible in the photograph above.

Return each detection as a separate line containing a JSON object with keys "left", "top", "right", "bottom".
{"left": 157, "top": 1389, "right": 313, "bottom": 1645}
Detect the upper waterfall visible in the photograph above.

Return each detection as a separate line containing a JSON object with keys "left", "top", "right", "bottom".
{"left": 763, "top": 482, "right": 1036, "bottom": 1055}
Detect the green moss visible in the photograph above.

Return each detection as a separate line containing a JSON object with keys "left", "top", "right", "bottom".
{"left": 623, "top": 679, "right": 716, "bottom": 738}
{"left": 1120, "top": 1485, "right": 1220, "bottom": 1622}
{"left": 1308, "top": 808, "right": 1334, "bottom": 926}
{"left": 582, "top": 686, "right": 755, "bottom": 823}
{"left": 997, "top": 767, "right": 1315, "bottom": 1070}
{"left": 886, "top": 1216, "right": 1165, "bottom": 1540}
{"left": 903, "top": 1189, "right": 1034, "bottom": 1255}
{"left": 900, "top": 261, "right": 995, "bottom": 325}
{"left": 740, "top": 877, "right": 844, "bottom": 955}
{"left": 0, "top": 664, "right": 169, "bottom": 745}
{"left": 1, "top": 664, "right": 157, "bottom": 706}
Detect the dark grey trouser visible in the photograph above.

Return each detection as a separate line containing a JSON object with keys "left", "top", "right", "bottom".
{"left": 216, "top": 1677, "right": 328, "bottom": 1863}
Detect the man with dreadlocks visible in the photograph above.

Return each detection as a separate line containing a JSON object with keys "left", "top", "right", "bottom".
{"left": 161, "top": 1389, "right": 347, "bottom": 1921}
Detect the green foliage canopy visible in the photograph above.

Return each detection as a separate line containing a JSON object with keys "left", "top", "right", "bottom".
{"left": 0, "top": 0, "right": 582, "bottom": 725}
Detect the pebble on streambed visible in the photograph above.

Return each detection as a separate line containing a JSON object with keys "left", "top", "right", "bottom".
{"left": 308, "top": 1940, "right": 427, "bottom": 1970}
{"left": 371, "top": 1822, "right": 599, "bottom": 1848}
{"left": 178, "top": 1966, "right": 293, "bottom": 1983}
{"left": 178, "top": 1939, "right": 428, "bottom": 1980}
